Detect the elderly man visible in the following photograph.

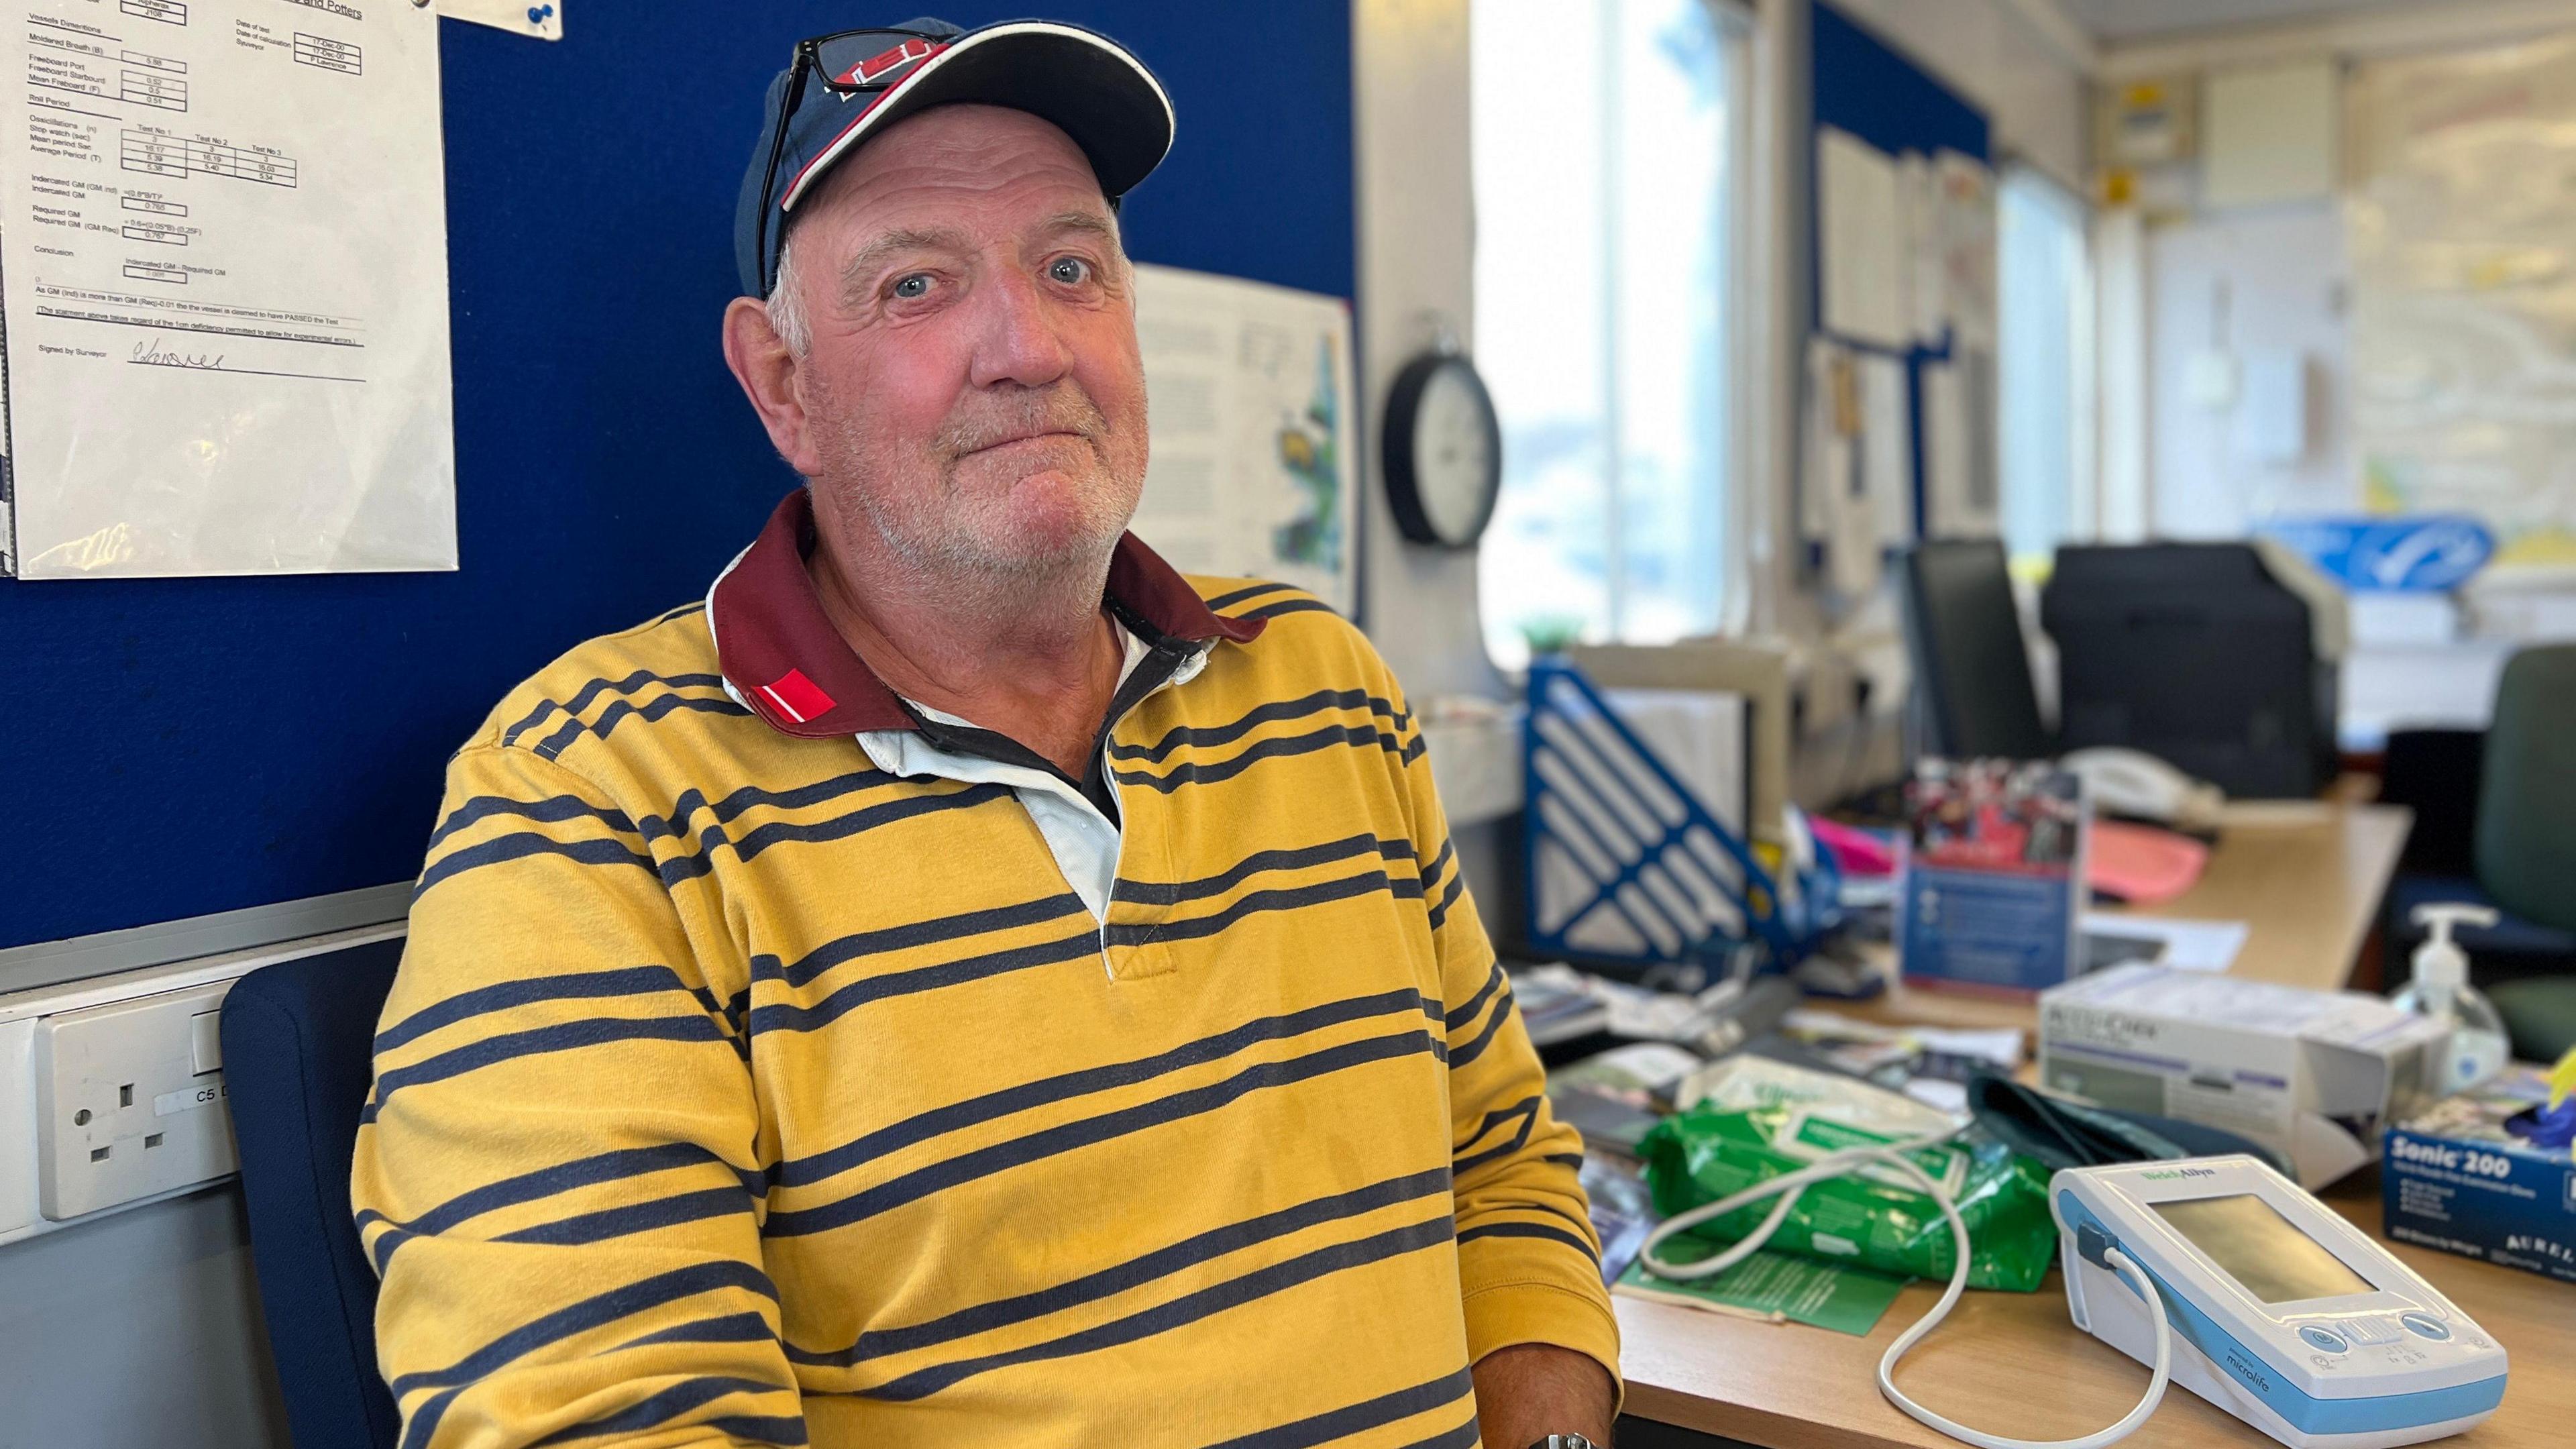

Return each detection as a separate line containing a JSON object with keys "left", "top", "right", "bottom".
{"left": 355, "top": 17, "right": 1617, "bottom": 1448}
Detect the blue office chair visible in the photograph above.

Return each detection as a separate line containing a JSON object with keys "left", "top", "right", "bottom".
{"left": 221, "top": 936, "right": 406, "bottom": 1449}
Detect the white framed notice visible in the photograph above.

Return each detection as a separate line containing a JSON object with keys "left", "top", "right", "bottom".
{"left": 1129, "top": 262, "right": 1357, "bottom": 616}
{"left": 1, "top": 0, "right": 455, "bottom": 578}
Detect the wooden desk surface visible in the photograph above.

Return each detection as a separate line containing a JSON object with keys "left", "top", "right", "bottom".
{"left": 1617, "top": 1170, "right": 2570, "bottom": 1448}
{"left": 1839, "top": 802, "right": 2414, "bottom": 1036}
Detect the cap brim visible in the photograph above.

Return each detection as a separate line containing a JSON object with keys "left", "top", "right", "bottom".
{"left": 778, "top": 21, "right": 1173, "bottom": 215}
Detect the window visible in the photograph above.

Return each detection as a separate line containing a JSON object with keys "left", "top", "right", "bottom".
{"left": 1997, "top": 164, "right": 2094, "bottom": 570}
{"left": 1470, "top": 0, "right": 1749, "bottom": 670}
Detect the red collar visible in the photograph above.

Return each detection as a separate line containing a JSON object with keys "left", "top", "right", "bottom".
{"left": 709, "top": 488, "right": 1264, "bottom": 739}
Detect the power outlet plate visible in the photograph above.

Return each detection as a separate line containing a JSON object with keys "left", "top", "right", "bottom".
{"left": 33, "top": 981, "right": 237, "bottom": 1221}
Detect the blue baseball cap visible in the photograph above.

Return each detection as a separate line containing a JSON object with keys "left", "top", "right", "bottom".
{"left": 735, "top": 16, "right": 1173, "bottom": 298}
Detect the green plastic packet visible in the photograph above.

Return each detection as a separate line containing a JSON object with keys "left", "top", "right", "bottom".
{"left": 1638, "top": 1100, "right": 2057, "bottom": 1292}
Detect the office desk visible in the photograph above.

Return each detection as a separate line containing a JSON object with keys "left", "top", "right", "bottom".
{"left": 1616, "top": 1169, "right": 2568, "bottom": 1448}
{"left": 1845, "top": 802, "right": 2414, "bottom": 1034}
{"left": 1616, "top": 800, "right": 2465, "bottom": 1444}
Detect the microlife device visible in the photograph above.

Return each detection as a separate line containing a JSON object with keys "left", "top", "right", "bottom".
{"left": 2053, "top": 1157, "right": 2508, "bottom": 1449}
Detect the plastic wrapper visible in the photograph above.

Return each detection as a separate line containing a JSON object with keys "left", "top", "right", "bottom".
{"left": 1638, "top": 1099, "right": 2056, "bottom": 1292}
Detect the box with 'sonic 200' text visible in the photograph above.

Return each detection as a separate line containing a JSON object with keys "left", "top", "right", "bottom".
{"left": 2382, "top": 1067, "right": 2576, "bottom": 1286}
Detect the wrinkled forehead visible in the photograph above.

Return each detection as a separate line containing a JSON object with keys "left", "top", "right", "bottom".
{"left": 788, "top": 104, "right": 1118, "bottom": 261}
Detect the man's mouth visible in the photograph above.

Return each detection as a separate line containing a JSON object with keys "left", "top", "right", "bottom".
{"left": 960, "top": 429, "right": 1087, "bottom": 457}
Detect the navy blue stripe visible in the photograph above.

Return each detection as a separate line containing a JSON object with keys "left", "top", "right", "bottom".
{"left": 658, "top": 782, "right": 1014, "bottom": 885}
{"left": 1242, "top": 597, "right": 1340, "bottom": 621}
{"left": 614, "top": 1311, "right": 779, "bottom": 1352}
{"left": 698, "top": 1415, "right": 808, "bottom": 1447}
{"left": 1124, "top": 861, "right": 1422, "bottom": 939}
{"left": 790, "top": 1166, "right": 1454, "bottom": 1368}
{"left": 1110, "top": 689, "right": 1405, "bottom": 763}
{"left": 366, "top": 1015, "right": 729, "bottom": 1124}
{"left": 1543, "top": 1150, "right": 1585, "bottom": 1170}
{"left": 762, "top": 1029, "right": 1442, "bottom": 1239}
{"left": 1417, "top": 837, "right": 1456, "bottom": 891}
{"left": 391, "top": 1260, "right": 780, "bottom": 1449}
{"left": 1114, "top": 724, "right": 1407, "bottom": 794}
{"left": 532, "top": 692, "right": 751, "bottom": 761}
{"left": 1112, "top": 833, "right": 1414, "bottom": 908}
{"left": 415, "top": 831, "right": 659, "bottom": 900}
{"left": 375, "top": 965, "right": 706, "bottom": 1055}
{"left": 529, "top": 1375, "right": 798, "bottom": 1446}
{"left": 747, "top": 929, "right": 1102, "bottom": 1036}
{"left": 1457, "top": 1220, "right": 1597, "bottom": 1259}
{"left": 361, "top": 1143, "right": 755, "bottom": 1271}
{"left": 854, "top": 1214, "right": 1456, "bottom": 1402}
{"left": 1400, "top": 1413, "right": 1485, "bottom": 1449}
{"left": 1442, "top": 963, "right": 1506, "bottom": 1032}
{"left": 771, "top": 988, "right": 1441, "bottom": 1191}
{"left": 1454, "top": 1096, "right": 1542, "bottom": 1176}
{"left": 425, "top": 793, "right": 641, "bottom": 855}
{"left": 635, "top": 768, "right": 902, "bottom": 851}
{"left": 1426, "top": 868, "right": 1469, "bottom": 932}
{"left": 753, "top": 892, "right": 1089, "bottom": 990}
{"left": 655, "top": 600, "right": 708, "bottom": 623}
{"left": 1201, "top": 581, "right": 1295, "bottom": 611}
{"left": 502, "top": 671, "right": 731, "bottom": 749}
{"left": 1104, "top": 870, "right": 1413, "bottom": 949}
{"left": 1202, "top": 1366, "right": 1476, "bottom": 1449}
{"left": 494, "top": 1186, "right": 750, "bottom": 1248}
{"left": 1447, "top": 988, "right": 1519, "bottom": 1071}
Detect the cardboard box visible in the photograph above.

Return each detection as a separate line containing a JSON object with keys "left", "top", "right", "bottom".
{"left": 2037, "top": 964, "right": 2446, "bottom": 1187}
{"left": 2383, "top": 1067, "right": 2576, "bottom": 1285}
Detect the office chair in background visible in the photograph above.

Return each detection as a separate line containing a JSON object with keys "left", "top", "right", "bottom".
{"left": 220, "top": 938, "right": 405, "bottom": 1449}
{"left": 2444, "top": 646, "right": 2576, "bottom": 1059}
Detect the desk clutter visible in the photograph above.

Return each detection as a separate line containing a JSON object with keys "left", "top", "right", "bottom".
{"left": 1534, "top": 972, "right": 2562, "bottom": 1448}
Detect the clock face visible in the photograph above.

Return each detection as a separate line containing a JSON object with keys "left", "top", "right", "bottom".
{"left": 1410, "top": 361, "right": 1499, "bottom": 545}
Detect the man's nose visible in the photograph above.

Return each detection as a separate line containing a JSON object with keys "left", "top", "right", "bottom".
{"left": 967, "top": 266, "right": 1075, "bottom": 390}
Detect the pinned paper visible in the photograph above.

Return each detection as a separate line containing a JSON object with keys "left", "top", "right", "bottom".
{"left": 439, "top": 0, "right": 563, "bottom": 40}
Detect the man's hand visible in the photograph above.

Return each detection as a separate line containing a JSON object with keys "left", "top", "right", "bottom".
{"left": 1471, "top": 1343, "right": 1616, "bottom": 1448}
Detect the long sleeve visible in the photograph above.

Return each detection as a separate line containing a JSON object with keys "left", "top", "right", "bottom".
{"left": 352, "top": 743, "right": 802, "bottom": 1449}
{"left": 1384, "top": 673, "right": 1625, "bottom": 1398}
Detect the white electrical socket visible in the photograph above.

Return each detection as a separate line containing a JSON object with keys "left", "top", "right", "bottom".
{"left": 33, "top": 981, "right": 238, "bottom": 1221}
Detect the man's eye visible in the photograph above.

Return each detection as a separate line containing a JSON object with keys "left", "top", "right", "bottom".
{"left": 891, "top": 274, "right": 932, "bottom": 300}
{"left": 1049, "top": 257, "right": 1091, "bottom": 285}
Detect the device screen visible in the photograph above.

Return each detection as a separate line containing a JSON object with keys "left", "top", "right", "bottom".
{"left": 2151, "top": 1193, "right": 2373, "bottom": 1303}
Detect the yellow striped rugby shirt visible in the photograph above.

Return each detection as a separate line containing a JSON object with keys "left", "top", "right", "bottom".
{"left": 354, "top": 488, "right": 1617, "bottom": 1448}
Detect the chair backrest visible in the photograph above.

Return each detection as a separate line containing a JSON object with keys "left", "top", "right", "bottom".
{"left": 1896, "top": 539, "right": 2053, "bottom": 761}
{"left": 220, "top": 937, "right": 405, "bottom": 1449}
{"left": 2477, "top": 644, "right": 2576, "bottom": 934}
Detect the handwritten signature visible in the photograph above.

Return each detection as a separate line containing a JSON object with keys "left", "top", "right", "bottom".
{"left": 131, "top": 336, "right": 227, "bottom": 371}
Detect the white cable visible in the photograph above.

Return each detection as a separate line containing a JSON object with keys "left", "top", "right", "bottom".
{"left": 1638, "top": 1137, "right": 2174, "bottom": 1449}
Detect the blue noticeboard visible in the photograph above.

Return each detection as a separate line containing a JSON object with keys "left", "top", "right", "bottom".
{"left": 0, "top": 3, "right": 1356, "bottom": 950}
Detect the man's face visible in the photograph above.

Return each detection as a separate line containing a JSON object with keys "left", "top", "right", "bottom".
{"left": 777, "top": 104, "right": 1148, "bottom": 580}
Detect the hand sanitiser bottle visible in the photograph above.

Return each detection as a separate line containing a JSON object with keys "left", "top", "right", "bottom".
{"left": 2392, "top": 903, "right": 2511, "bottom": 1095}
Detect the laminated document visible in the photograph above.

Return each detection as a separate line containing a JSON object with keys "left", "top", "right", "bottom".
{"left": 1128, "top": 263, "right": 1356, "bottom": 616}
{"left": 1, "top": 0, "right": 453, "bottom": 578}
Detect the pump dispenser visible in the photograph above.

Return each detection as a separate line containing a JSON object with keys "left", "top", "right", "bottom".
{"left": 2392, "top": 903, "right": 2510, "bottom": 1095}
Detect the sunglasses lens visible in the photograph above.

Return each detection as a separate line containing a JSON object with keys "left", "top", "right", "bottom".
{"left": 810, "top": 30, "right": 938, "bottom": 91}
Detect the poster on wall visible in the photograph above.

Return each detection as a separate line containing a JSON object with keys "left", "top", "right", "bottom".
{"left": 1128, "top": 263, "right": 1357, "bottom": 616}
{"left": 0, "top": 0, "right": 455, "bottom": 579}
{"left": 2347, "top": 32, "right": 2576, "bottom": 576}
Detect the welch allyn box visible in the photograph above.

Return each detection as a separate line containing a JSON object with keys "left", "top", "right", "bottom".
{"left": 2383, "top": 1067, "right": 2576, "bottom": 1285}
{"left": 2037, "top": 964, "right": 2446, "bottom": 1188}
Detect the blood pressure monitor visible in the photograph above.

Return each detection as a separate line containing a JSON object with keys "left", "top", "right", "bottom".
{"left": 2053, "top": 1157, "right": 2508, "bottom": 1449}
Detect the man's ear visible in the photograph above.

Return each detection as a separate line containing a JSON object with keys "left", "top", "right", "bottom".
{"left": 722, "top": 296, "right": 822, "bottom": 476}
